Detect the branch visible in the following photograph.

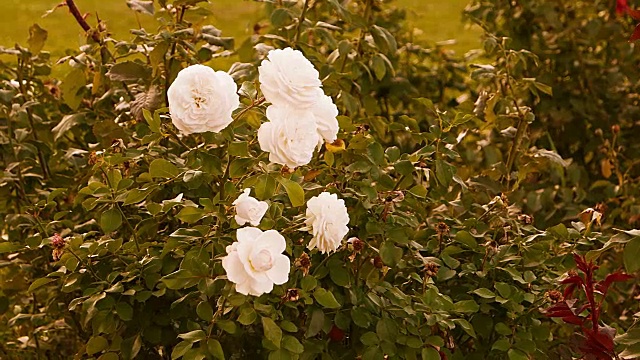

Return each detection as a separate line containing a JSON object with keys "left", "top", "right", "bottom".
{"left": 65, "top": 0, "right": 100, "bottom": 42}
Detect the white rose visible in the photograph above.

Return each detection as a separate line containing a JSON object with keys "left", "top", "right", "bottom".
{"left": 167, "top": 64, "right": 240, "bottom": 135}
{"left": 258, "top": 47, "right": 324, "bottom": 108}
{"left": 233, "top": 188, "right": 269, "bottom": 226}
{"left": 258, "top": 105, "right": 320, "bottom": 168}
{"left": 312, "top": 94, "right": 339, "bottom": 144}
{"left": 222, "top": 227, "right": 291, "bottom": 296}
{"left": 304, "top": 192, "right": 350, "bottom": 254}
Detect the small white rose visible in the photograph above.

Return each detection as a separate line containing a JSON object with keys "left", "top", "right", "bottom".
{"left": 258, "top": 47, "right": 324, "bottom": 108}
{"left": 233, "top": 188, "right": 269, "bottom": 226}
{"left": 304, "top": 192, "right": 350, "bottom": 254}
{"left": 167, "top": 64, "right": 240, "bottom": 135}
{"left": 222, "top": 227, "right": 291, "bottom": 296}
{"left": 258, "top": 104, "right": 320, "bottom": 168}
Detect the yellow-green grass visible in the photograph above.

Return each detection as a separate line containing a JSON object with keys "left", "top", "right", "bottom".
{"left": 0, "top": 0, "right": 479, "bottom": 66}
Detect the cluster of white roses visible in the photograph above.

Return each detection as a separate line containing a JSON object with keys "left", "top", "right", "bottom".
{"left": 166, "top": 48, "right": 348, "bottom": 296}
{"left": 167, "top": 47, "right": 338, "bottom": 169}
{"left": 225, "top": 189, "right": 349, "bottom": 296}
{"left": 257, "top": 48, "right": 339, "bottom": 168}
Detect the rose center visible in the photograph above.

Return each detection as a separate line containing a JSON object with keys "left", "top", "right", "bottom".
{"left": 191, "top": 90, "right": 207, "bottom": 108}
{"left": 250, "top": 249, "right": 273, "bottom": 272}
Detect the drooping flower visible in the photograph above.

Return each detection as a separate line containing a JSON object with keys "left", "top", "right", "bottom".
{"left": 222, "top": 227, "right": 290, "bottom": 296}
{"left": 257, "top": 105, "right": 320, "bottom": 168}
{"left": 304, "top": 192, "right": 350, "bottom": 254}
{"left": 233, "top": 188, "right": 269, "bottom": 226}
{"left": 167, "top": 64, "right": 240, "bottom": 134}
{"left": 258, "top": 47, "right": 324, "bottom": 108}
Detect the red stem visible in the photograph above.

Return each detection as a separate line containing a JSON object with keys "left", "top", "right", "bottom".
{"left": 65, "top": 0, "right": 100, "bottom": 41}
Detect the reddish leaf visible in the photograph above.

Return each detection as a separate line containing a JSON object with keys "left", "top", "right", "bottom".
{"left": 617, "top": 0, "right": 630, "bottom": 15}
{"left": 630, "top": 23, "right": 640, "bottom": 42}
{"left": 562, "top": 315, "right": 584, "bottom": 326}
{"left": 561, "top": 275, "right": 583, "bottom": 285}
{"left": 563, "top": 283, "right": 578, "bottom": 299}
{"left": 596, "top": 271, "right": 633, "bottom": 294}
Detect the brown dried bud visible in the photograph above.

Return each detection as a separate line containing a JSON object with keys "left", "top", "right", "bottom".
{"left": 545, "top": 290, "right": 563, "bottom": 303}
{"left": 372, "top": 256, "right": 384, "bottom": 269}
{"left": 88, "top": 151, "right": 98, "bottom": 165}
{"left": 612, "top": 124, "right": 620, "bottom": 134}
{"left": 111, "top": 138, "right": 125, "bottom": 153}
{"left": 517, "top": 214, "right": 533, "bottom": 225}
{"left": 294, "top": 253, "right": 311, "bottom": 276}
{"left": 594, "top": 202, "right": 608, "bottom": 216}
{"left": 594, "top": 128, "right": 603, "bottom": 137}
{"left": 348, "top": 237, "right": 364, "bottom": 252}
{"left": 283, "top": 288, "right": 300, "bottom": 302}
{"left": 568, "top": 269, "right": 579, "bottom": 278}
{"left": 51, "top": 233, "right": 65, "bottom": 249}
{"left": 436, "top": 222, "right": 450, "bottom": 236}
{"left": 424, "top": 262, "right": 440, "bottom": 278}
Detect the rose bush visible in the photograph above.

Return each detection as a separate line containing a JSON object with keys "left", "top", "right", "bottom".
{"left": 0, "top": 0, "right": 639, "bottom": 359}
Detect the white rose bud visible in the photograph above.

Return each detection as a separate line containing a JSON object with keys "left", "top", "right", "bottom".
{"left": 304, "top": 192, "right": 350, "bottom": 254}
{"left": 167, "top": 64, "right": 240, "bottom": 135}
{"left": 222, "top": 227, "right": 291, "bottom": 296}
{"left": 233, "top": 188, "right": 269, "bottom": 226}
{"left": 258, "top": 105, "right": 320, "bottom": 168}
{"left": 258, "top": 47, "right": 324, "bottom": 108}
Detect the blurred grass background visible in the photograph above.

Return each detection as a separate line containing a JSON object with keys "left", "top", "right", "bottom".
{"left": 0, "top": 0, "right": 478, "bottom": 62}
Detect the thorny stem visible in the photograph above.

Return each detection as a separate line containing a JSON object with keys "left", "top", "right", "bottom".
{"left": 294, "top": 0, "right": 311, "bottom": 45}
{"left": 65, "top": 0, "right": 100, "bottom": 42}
{"left": 164, "top": 6, "right": 187, "bottom": 106}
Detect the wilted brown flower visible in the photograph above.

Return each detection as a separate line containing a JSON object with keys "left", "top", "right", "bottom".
{"left": 294, "top": 253, "right": 311, "bottom": 276}
{"left": 424, "top": 262, "right": 439, "bottom": 278}
{"left": 545, "top": 290, "right": 563, "bottom": 303}
{"left": 371, "top": 256, "right": 384, "bottom": 269}
{"left": 51, "top": 233, "right": 65, "bottom": 261}
{"left": 518, "top": 214, "right": 533, "bottom": 225}
{"left": 436, "top": 222, "right": 450, "bottom": 236}
{"left": 282, "top": 288, "right": 300, "bottom": 302}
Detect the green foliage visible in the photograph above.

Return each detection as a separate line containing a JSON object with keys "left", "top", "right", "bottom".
{"left": 0, "top": 0, "right": 638, "bottom": 360}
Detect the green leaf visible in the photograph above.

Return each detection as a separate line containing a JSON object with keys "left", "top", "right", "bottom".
{"left": 149, "top": 159, "right": 180, "bottom": 178}
{"left": 370, "top": 25, "right": 397, "bottom": 55}
{"left": 376, "top": 318, "right": 399, "bottom": 339}
{"left": 421, "top": 347, "right": 441, "bottom": 360}
{"left": 268, "top": 349, "right": 292, "bottom": 360}
{"left": 143, "top": 108, "right": 161, "bottom": 133}
{"left": 178, "top": 330, "right": 206, "bottom": 343}
{"left": 196, "top": 301, "right": 213, "bottom": 321}
{"left": 116, "top": 302, "right": 133, "bottom": 321}
{"left": 0, "top": 242, "right": 20, "bottom": 254}
{"left": 472, "top": 288, "right": 496, "bottom": 299}
{"left": 61, "top": 67, "right": 86, "bottom": 110}
{"left": 435, "top": 159, "right": 455, "bottom": 188}
{"left": 28, "top": 277, "right": 56, "bottom": 293}
{"left": 100, "top": 207, "right": 122, "bottom": 233}
{"left": 87, "top": 336, "right": 109, "bottom": 356}
{"left": 255, "top": 174, "right": 277, "bottom": 200}
{"left": 508, "top": 348, "right": 528, "bottom": 360}
{"left": 126, "top": 0, "right": 155, "bottom": 15}
{"left": 161, "top": 269, "right": 199, "bottom": 290}
{"left": 494, "top": 282, "right": 512, "bottom": 298}
{"left": 624, "top": 237, "right": 640, "bottom": 273}
{"left": 282, "top": 335, "right": 304, "bottom": 354}
{"left": 123, "top": 187, "right": 156, "bottom": 205}
{"left": 238, "top": 307, "right": 257, "bottom": 325}
{"left": 98, "top": 353, "right": 119, "bottom": 360}
{"left": 379, "top": 241, "right": 403, "bottom": 267}
{"left": 453, "top": 300, "right": 479, "bottom": 314}
{"left": 454, "top": 319, "right": 476, "bottom": 338}
{"left": 492, "top": 339, "right": 511, "bottom": 351}
{"left": 177, "top": 206, "right": 205, "bottom": 224}
{"left": 172, "top": 340, "right": 193, "bottom": 359}
{"left": 276, "top": 177, "right": 305, "bottom": 207}
{"left": 262, "top": 317, "right": 282, "bottom": 348}
{"left": 229, "top": 157, "right": 255, "bottom": 178}
{"left": 313, "top": 288, "right": 341, "bottom": 308}
{"left": 28, "top": 24, "right": 48, "bottom": 54}
{"left": 52, "top": 113, "right": 84, "bottom": 141}
{"left": 206, "top": 339, "right": 224, "bottom": 360}
{"left": 107, "top": 61, "right": 151, "bottom": 82}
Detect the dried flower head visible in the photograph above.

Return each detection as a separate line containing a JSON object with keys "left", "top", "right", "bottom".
{"left": 518, "top": 214, "right": 533, "bottom": 225}
{"left": 283, "top": 288, "right": 300, "bottom": 302}
{"left": 51, "top": 233, "right": 66, "bottom": 261}
{"left": 545, "top": 290, "right": 563, "bottom": 303}
{"left": 372, "top": 256, "right": 384, "bottom": 269}
{"left": 294, "top": 252, "right": 311, "bottom": 276}
{"left": 424, "top": 262, "right": 440, "bottom": 278}
{"left": 436, "top": 222, "right": 450, "bottom": 236}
